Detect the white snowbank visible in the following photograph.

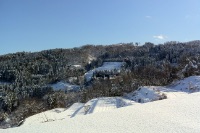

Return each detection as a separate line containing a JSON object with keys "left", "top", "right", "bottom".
{"left": 125, "top": 86, "right": 166, "bottom": 103}
{"left": 168, "top": 76, "right": 200, "bottom": 92}
{"left": 22, "top": 103, "right": 85, "bottom": 126}
{"left": 70, "top": 97, "right": 137, "bottom": 117}
{"left": 21, "top": 97, "right": 136, "bottom": 126}
{"left": 2, "top": 92, "right": 200, "bottom": 133}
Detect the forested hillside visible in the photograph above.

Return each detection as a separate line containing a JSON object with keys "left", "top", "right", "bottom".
{"left": 1, "top": 40, "right": 200, "bottom": 128}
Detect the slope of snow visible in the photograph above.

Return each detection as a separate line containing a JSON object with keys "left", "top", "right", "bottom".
{"left": 168, "top": 76, "right": 200, "bottom": 92}
{"left": 70, "top": 97, "right": 137, "bottom": 117}
{"left": 141, "top": 76, "right": 200, "bottom": 99}
{"left": 22, "top": 103, "right": 85, "bottom": 126}
{"left": 142, "top": 86, "right": 188, "bottom": 99}
{"left": 2, "top": 76, "right": 200, "bottom": 132}
{"left": 21, "top": 97, "right": 137, "bottom": 126}
{"left": 50, "top": 82, "right": 80, "bottom": 92}
{"left": 85, "top": 62, "right": 124, "bottom": 82}
{"left": 125, "top": 86, "right": 166, "bottom": 103}
{"left": 19, "top": 76, "right": 200, "bottom": 126}
{"left": 2, "top": 92, "right": 200, "bottom": 133}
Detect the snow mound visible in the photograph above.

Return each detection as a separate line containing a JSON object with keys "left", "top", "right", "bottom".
{"left": 70, "top": 97, "right": 137, "bottom": 117}
{"left": 22, "top": 103, "right": 85, "bottom": 126}
{"left": 2, "top": 92, "right": 200, "bottom": 133}
{"left": 125, "top": 86, "right": 166, "bottom": 103}
{"left": 22, "top": 97, "right": 136, "bottom": 126}
{"left": 169, "top": 76, "right": 200, "bottom": 92}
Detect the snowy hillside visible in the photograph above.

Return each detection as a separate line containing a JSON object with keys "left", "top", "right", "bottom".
{"left": 1, "top": 76, "right": 200, "bottom": 133}
{"left": 167, "top": 76, "right": 200, "bottom": 92}
{"left": 20, "top": 97, "right": 137, "bottom": 126}
{"left": 22, "top": 104, "right": 85, "bottom": 126}
{"left": 17, "top": 76, "right": 200, "bottom": 125}
{"left": 85, "top": 62, "right": 124, "bottom": 82}
{"left": 22, "top": 86, "right": 167, "bottom": 126}
{"left": 19, "top": 76, "right": 200, "bottom": 126}
{"left": 1, "top": 92, "right": 200, "bottom": 133}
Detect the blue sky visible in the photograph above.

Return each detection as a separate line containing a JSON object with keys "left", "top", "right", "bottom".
{"left": 0, "top": 0, "right": 200, "bottom": 55}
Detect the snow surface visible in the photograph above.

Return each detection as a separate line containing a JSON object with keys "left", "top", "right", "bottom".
{"left": 20, "top": 97, "right": 137, "bottom": 126}
{"left": 2, "top": 76, "right": 200, "bottom": 133}
{"left": 22, "top": 103, "right": 85, "bottom": 126}
{"left": 16, "top": 76, "right": 200, "bottom": 126}
{"left": 85, "top": 62, "right": 124, "bottom": 82}
{"left": 72, "top": 65, "right": 82, "bottom": 68}
{"left": 1, "top": 92, "right": 200, "bottom": 133}
{"left": 167, "top": 76, "right": 200, "bottom": 92}
{"left": 124, "top": 86, "right": 166, "bottom": 103}
{"left": 70, "top": 97, "right": 137, "bottom": 117}
{"left": 50, "top": 82, "right": 80, "bottom": 92}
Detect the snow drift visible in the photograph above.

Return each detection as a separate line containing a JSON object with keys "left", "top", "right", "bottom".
{"left": 1, "top": 76, "right": 200, "bottom": 133}
{"left": 1, "top": 92, "right": 200, "bottom": 133}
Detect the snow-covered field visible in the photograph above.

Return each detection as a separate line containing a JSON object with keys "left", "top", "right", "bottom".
{"left": 1, "top": 76, "right": 200, "bottom": 133}
{"left": 85, "top": 62, "right": 124, "bottom": 82}
{"left": 21, "top": 103, "right": 85, "bottom": 126}
{"left": 1, "top": 92, "right": 200, "bottom": 133}
{"left": 50, "top": 82, "right": 80, "bottom": 92}
{"left": 19, "top": 97, "right": 137, "bottom": 126}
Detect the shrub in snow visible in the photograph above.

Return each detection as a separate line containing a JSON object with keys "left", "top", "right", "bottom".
{"left": 46, "top": 92, "right": 66, "bottom": 108}
{"left": 3, "top": 92, "right": 19, "bottom": 112}
{"left": 84, "top": 105, "right": 90, "bottom": 114}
